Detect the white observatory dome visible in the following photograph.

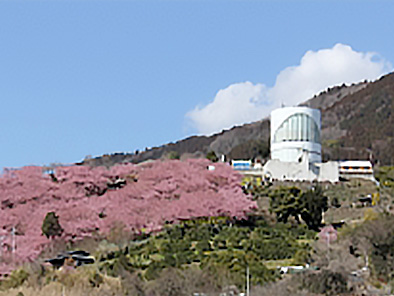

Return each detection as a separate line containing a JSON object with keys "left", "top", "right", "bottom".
{"left": 270, "top": 107, "right": 321, "bottom": 163}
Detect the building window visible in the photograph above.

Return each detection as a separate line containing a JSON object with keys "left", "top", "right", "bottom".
{"left": 273, "top": 113, "right": 320, "bottom": 144}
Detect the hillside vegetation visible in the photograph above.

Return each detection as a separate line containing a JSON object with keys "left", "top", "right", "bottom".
{"left": 1, "top": 73, "right": 394, "bottom": 295}
{"left": 0, "top": 159, "right": 254, "bottom": 275}
{"left": 1, "top": 175, "right": 394, "bottom": 295}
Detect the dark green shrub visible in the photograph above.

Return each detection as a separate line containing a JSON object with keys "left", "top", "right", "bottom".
{"left": 206, "top": 151, "right": 219, "bottom": 162}
{"left": 144, "top": 261, "right": 164, "bottom": 281}
{"left": 0, "top": 268, "right": 29, "bottom": 290}
{"left": 41, "top": 211, "right": 63, "bottom": 239}
{"left": 269, "top": 186, "right": 328, "bottom": 231}
{"left": 163, "top": 254, "right": 176, "bottom": 267}
{"left": 196, "top": 240, "right": 212, "bottom": 253}
{"left": 165, "top": 151, "right": 180, "bottom": 160}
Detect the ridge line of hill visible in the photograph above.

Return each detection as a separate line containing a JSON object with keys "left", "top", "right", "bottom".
{"left": 81, "top": 72, "right": 394, "bottom": 167}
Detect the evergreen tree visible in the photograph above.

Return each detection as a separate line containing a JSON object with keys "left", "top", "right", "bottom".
{"left": 206, "top": 151, "right": 219, "bottom": 162}
{"left": 41, "top": 211, "right": 64, "bottom": 239}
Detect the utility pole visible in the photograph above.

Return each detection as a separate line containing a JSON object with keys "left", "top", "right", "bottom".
{"left": 0, "top": 235, "right": 5, "bottom": 257}
{"left": 246, "top": 265, "right": 250, "bottom": 296}
{"left": 11, "top": 227, "right": 16, "bottom": 255}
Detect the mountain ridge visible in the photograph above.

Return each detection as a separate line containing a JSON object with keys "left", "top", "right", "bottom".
{"left": 82, "top": 73, "right": 394, "bottom": 167}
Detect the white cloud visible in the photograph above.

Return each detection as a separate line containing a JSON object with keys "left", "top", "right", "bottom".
{"left": 186, "top": 43, "right": 392, "bottom": 135}
{"left": 186, "top": 82, "right": 269, "bottom": 136}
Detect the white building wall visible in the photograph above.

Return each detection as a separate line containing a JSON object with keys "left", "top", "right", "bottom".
{"left": 263, "top": 152, "right": 318, "bottom": 182}
{"left": 263, "top": 158, "right": 340, "bottom": 183}
{"left": 315, "top": 161, "right": 339, "bottom": 182}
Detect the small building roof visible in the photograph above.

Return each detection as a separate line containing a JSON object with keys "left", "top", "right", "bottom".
{"left": 339, "top": 160, "right": 372, "bottom": 167}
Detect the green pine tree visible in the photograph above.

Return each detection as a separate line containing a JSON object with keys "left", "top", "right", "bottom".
{"left": 41, "top": 211, "right": 64, "bottom": 239}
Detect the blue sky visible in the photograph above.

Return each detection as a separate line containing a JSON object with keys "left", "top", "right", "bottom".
{"left": 1, "top": 0, "right": 394, "bottom": 168}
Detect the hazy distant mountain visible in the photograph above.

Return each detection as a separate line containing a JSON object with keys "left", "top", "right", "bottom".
{"left": 82, "top": 72, "right": 394, "bottom": 167}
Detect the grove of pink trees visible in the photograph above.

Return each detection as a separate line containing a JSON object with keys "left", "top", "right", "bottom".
{"left": 0, "top": 159, "right": 255, "bottom": 274}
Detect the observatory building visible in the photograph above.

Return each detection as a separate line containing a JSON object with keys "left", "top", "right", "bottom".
{"left": 261, "top": 106, "right": 374, "bottom": 182}
{"left": 270, "top": 107, "right": 322, "bottom": 163}
{"left": 263, "top": 106, "right": 336, "bottom": 182}
{"left": 232, "top": 106, "right": 375, "bottom": 183}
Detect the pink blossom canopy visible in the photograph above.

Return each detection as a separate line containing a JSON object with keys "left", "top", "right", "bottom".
{"left": 0, "top": 159, "right": 255, "bottom": 274}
